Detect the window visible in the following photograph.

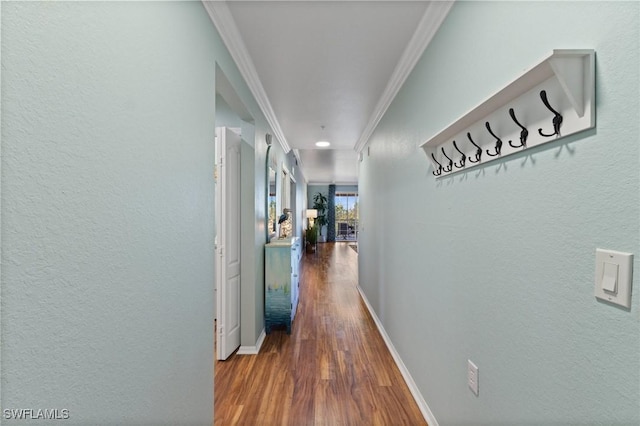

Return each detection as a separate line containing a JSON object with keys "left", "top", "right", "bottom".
{"left": 335, "top": 192, "right": 358, "bottom": 241}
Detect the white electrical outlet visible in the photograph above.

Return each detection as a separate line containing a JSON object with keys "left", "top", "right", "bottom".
{"left": 468, "top": 360, "right": 479, "bottom": 396}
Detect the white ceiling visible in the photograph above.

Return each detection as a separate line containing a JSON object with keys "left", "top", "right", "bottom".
{"left": 205, "top": 1, "right": 453, "bottom": 184}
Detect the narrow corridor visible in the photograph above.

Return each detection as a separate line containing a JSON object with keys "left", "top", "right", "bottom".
{"left": 214, "top": 242, "right": 426, "bottom": 425}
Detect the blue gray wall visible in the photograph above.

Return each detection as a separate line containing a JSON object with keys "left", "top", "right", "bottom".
{"left": 2, "top": 2, "right": 217, "bottom": 422}
{"left": 1, "top": 1, "right": 291, "bottom": 423}
{"left": 359, "top": 1, "right": 639, "bottom": 424}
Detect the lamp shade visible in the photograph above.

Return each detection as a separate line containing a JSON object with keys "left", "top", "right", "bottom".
{"left": 306, "top": 209, "right": 318, "bottom": 219}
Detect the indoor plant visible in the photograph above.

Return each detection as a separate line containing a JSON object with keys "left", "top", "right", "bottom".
{"left": 312, "top": 192, "right": 328, "bottom": 242}
{"left": 305, "top": 223, "right": 318, "bottom": 253}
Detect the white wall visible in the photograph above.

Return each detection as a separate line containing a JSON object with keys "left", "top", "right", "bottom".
{"left": 359, "top": 1, "right": 639, "bottom": 424}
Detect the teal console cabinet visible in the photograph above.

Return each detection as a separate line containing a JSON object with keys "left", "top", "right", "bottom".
{"left": 265, "top": 237, "right": 301, "bottom": 334}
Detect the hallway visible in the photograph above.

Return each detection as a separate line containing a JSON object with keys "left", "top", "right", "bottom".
{"left": 214, "top": 243, "right": 427, "bottom": 425}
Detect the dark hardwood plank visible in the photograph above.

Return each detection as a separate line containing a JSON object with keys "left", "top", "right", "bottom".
{"left": 215, "top": 242, "right": 427, "bottom": 426}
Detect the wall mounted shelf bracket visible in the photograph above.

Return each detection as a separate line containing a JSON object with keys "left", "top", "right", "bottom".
{"left": 420, "top": 49, "right": 595, "bottom": 178}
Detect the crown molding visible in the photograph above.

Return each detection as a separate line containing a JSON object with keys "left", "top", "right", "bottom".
{"left": 292, "top": 149, "right": 308, "bottom": 184}
{"left": 202, "top": 1, "right": 291, "bottom": 153}
{"left": 353, "top": 0, "right": 455, "bottom": 153}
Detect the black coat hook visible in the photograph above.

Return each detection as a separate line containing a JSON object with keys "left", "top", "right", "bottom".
{"left": 485, "top": 122, "right": 502, "bottom": 157}
{"left": 431, "top": 152, "right": 443, "bottom": 176}
{"left": 508, "top": 108, "right": 528, "bottom": 148}
{"left": 538, "top": 90, "right": 563, "bottom": 137}
{"left": 452, "top": 140, "right": 466, "bottom": 168}
{"left": 441, "top": 147, "right": 453, "bottom": 172}
{"left": 466, "top": 132, "right": 482, "bottom": 164}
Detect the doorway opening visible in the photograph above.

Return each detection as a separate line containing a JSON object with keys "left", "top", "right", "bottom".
{"left": 214, "top": 64, "right": 255, "bottom": 363}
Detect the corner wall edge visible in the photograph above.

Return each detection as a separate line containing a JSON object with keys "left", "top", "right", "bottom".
{"left": 357, "top": 286, "right": 439, "bottom": 426}
{"left": 236, "top": 328, "right": 266, "bottom": 355}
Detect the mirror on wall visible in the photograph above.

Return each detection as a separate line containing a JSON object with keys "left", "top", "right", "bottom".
{"left": 267, "top": 166, "right": 277, "bottom": 241}
{"left": 278, "top": 166, "right": 294, "bottom": 239}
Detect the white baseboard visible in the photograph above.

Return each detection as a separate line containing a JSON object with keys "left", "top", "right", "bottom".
{"left": 357, "top": 286, "right": 439, "bottom": 426}
{"left": 236, "top": 328, "right": 266, "bottom": 355}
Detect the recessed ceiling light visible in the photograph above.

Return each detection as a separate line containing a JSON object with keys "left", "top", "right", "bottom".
{"left": 315, "top": 141, "right": 331, "bottom": 148}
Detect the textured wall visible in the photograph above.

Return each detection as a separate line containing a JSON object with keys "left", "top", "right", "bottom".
{"left": 1, "top": 2, "right": 221, "bottom": 423}
{"left": 359, "top": 1, "right": 639, "bottom": 425}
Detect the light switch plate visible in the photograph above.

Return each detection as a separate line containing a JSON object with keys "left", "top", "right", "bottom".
{"left": 595, "top": 249, "right": 633, "bottom": 309}
{"left": 468, "top": 360, "right": 479, "bottom": 396}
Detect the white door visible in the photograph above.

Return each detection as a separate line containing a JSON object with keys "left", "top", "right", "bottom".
{"left": 215, "top": 127, "right": 241, "bottom": 360}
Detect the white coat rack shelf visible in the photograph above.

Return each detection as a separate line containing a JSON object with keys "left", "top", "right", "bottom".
{"left": 420, "top": 49, "right": 595, "bottom": 178}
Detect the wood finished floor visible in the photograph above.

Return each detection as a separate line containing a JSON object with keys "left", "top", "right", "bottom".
{"left": 214, "top": 242, "right": 427, "bottom": 426}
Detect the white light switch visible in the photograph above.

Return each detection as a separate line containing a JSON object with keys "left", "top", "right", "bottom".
{"left": 595, "top": 249, "right": 633, "bottom": 309}
{"left": 467, "top": 360, "right": 479, "bottom": 396}
{"left": 601, "top": 262, "right": 618, "bottom": 293}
